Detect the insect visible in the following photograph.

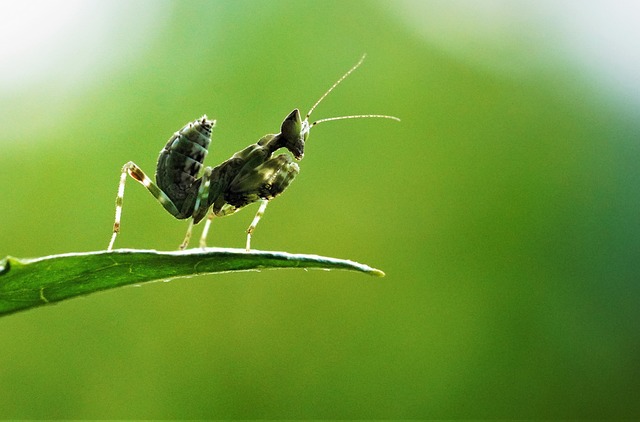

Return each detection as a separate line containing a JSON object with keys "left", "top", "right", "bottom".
{"left": 107, "top": 54, "right": 399, "bottom": 252}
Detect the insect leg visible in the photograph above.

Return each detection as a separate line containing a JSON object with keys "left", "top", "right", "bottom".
{"left": 198, "top": 211, "right": 215, "bottom": 248}
{"left": 179, "top": 219, "right": 194, "bottom": 250}
{"left": 108, "top": 161, "right": 180, "bottom": 251}
{"left": 245, "top": 200, "right": 269, "bottom": 252}
{"left": 180, "top": 167, "right": 213, "bottom": 250}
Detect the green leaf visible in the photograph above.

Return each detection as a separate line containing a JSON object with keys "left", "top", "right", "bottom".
{"left": 0, "top": 248, "right": 384, "bottom": 317}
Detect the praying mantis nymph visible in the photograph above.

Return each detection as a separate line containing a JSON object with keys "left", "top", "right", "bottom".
{"left": 107, "top": 54, "right": 400, "bottom": 252}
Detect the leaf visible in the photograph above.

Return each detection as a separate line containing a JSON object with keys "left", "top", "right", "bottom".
{"left": 0, "top": 248, "right": 384, "bottom": 317}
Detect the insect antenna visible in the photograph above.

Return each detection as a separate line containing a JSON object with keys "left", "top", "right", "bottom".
{"left": 305, "top": 54, "right": 367, "bottom": 121}
{"left": 302, "top": 54, "right": 400, "bottom": 135}
{"left": 311, "top": 114, "right": 400, "bottom": 127}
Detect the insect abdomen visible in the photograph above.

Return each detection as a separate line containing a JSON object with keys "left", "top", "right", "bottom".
{"left": 155, "top": 116, "right": 215, "bottom": 213}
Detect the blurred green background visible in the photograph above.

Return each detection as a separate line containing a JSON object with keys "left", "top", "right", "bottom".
{"left": 1, "top": 0, "right": 639, "bottom": 418}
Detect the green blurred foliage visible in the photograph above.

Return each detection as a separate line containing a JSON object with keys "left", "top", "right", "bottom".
{"left": 1, "top": 0, "right": 639, "bottom": 418}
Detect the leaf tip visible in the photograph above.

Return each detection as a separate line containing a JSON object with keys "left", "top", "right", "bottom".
{"left": 0, "top": 256, "right": 10, "bottom": 275}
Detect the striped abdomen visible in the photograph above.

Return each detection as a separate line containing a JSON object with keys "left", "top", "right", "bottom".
{"left": 155, "top": 116, "right": 215, "bottom": 214}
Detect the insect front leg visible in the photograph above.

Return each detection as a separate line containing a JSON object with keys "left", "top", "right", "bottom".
{"left": 246, "top": 200, "right": 269, "bottom": 251}
{"left": 227, "top": 154, "right": 300, "bottom": 251}
{"left": 108, "top": 161, "right": 181, "bottom": 251}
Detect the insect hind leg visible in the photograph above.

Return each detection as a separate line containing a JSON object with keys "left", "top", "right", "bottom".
{"left": 179, "top": 166, "right": 214, "bottom": 250}
{"left": 179, "top": 219, "right": 195, "bottom": 250}
{"left": 108, "top": 161, "right": 181, "bottom": 251}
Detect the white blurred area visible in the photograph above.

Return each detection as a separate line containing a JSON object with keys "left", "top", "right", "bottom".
{"left": 0, "top": 0, "right": 168, "bottom": 94}
{"left": 389, "top": 0, "right": 640, "bottom": 109}
{"left": 0, "top": 0, "right": 169, "bottom": 138}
